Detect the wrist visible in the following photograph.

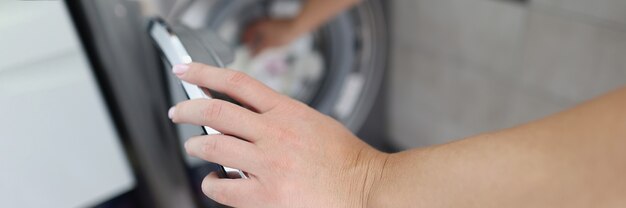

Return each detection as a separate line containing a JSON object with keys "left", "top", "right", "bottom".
{"left": 343, "top": 146, "right": 391, "bottom": 208}
{"left": 364, "top": 150, "right": 427, "bottom": 208}
{"left": 362, "top": 152, "right": 393, "bottom": 208}
{"left": 289, "top": 14, "right": 319, "bottom": 36}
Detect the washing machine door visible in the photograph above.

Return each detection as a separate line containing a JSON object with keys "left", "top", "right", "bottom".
{"left": 161, "top": 0, "right": 388, "bottom": 132}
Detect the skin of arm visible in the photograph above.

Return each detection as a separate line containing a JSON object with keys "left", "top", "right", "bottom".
{"left": 290, "top": 0, "right": 362, "bottom": 35}
{"left": 242, "top": 0, "right": 361, "bottom": 54}
{"left": 170, "top": 63, "right": 626, "bottom": 207}
{"left": 370, "top": 87, "right": 626, "bottom": 207}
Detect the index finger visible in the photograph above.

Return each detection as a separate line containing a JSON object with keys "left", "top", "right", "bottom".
{"left": 173, "top": 63, "right": 283, "bottom": 113}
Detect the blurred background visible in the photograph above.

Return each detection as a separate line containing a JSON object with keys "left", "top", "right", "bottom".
{"left": 1, "top": 0, "right": 625, "bottom": 207}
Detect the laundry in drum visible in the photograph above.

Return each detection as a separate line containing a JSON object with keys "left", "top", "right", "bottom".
{"left": 229, "top": 34, "right": 324, "bottom": 101}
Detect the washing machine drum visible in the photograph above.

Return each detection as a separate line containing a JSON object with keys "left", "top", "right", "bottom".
{"left": 176, "top": 0, "right": 387, "bottom": 132}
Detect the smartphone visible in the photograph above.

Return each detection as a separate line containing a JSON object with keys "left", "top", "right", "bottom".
{"left": 149, "top": 18, "right": 247, "bottom": 179}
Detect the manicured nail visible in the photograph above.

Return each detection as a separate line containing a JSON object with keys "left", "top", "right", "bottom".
{"left": 184, "top": 140, "right": 191, "bottom": 153}
{"left": 173, "top": 64, "right": 189, "bottom": 76}
{"left": 168, "top": 107, "right": 175, "bottom": 119}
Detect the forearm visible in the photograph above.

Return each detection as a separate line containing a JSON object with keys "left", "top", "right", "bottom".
{"left": 370, "top": 87, "right": 626, "bottom": 207}
{"left": 291, "top": 0, "right": 360, "bottom": 34}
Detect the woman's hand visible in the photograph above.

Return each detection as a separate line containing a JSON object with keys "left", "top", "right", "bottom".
{"left": 167, "top": 63, "right": 626, "bottom": 207}
{"left": 168, "top": 63, "right": 389, "bottom": 207}
{"left": 242, "top": 19, "right": 302, "bottom": 56}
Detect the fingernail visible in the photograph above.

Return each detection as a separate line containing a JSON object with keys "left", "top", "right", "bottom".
{"left": 173, "top": 64, "right": 189, "bottom": 76}
{"left": 184, "top": 140, "right": 191, "bottom": 153}
{"left": 168, "top": 107, "right": 175, "bottom": 119}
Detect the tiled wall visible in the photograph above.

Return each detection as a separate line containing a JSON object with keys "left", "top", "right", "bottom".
{"left": 388, "top": 0, "right": 626, "bottom": 148}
